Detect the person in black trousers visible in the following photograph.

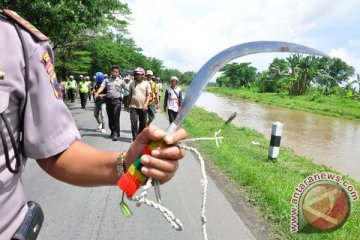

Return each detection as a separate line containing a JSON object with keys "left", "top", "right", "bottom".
{"left": 94, "top": 65, "right": 124, "bottom": 141}
{"left": 164, "top": 76, "right": 182, "bottom": 124}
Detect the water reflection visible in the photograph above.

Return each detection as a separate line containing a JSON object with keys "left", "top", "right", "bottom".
{"left": 196, "top": 92, "right": 360, "bottom": 181}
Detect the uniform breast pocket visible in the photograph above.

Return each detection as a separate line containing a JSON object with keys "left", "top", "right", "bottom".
{"left": 0, "top": 86, "right": 10, "bottom": 113}
{"left": 108, "top": 83, "right": 115, "bottom": 91}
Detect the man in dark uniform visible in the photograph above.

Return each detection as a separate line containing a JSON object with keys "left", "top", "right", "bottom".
{"left": 0, "top": 9, "right": 186, "bottom": 239}
{"left": 94, "top": 65, "right": 124, "bottom": 141}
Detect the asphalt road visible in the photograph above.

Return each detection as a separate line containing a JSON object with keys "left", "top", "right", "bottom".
{"left": 23, "top": 100, "right": 259, "bottom": 240}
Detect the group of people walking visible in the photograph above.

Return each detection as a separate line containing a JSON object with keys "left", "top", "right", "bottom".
{"left": 1, "top": 9, "right": 188, "bottom": 239}
{"left": 63, "top": 66, "right": 183, "bottom": 142}
{"left": 58, "top": 75, "right": 93, "bottom": 107}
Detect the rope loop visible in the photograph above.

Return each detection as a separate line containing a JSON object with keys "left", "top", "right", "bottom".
{"left": 126, "top": 130, "right": 224, "bottom": 239}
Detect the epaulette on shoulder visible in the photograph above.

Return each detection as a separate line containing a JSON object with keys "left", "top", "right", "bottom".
{"left": 2, "top": 9, "right": 49, "bottom": 41}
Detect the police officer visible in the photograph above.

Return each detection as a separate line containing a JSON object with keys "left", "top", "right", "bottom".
{"left": 67, "top": 75, "right": 77, "bottom": 102}
{"left": 94, "top": 65, "right": 124, "bottom": 141}
{"left": 0, "top": 9, "right": 186, "bottom": 239}
{"left": 79, "top": 76, "right": 90, "bottom": 109}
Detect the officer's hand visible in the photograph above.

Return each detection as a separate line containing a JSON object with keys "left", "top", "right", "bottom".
{"left": 143, "top": 104, "right": 148, "bottom": 110}
{"left": 124, "top": 125, "right": 187, "bottom": 184}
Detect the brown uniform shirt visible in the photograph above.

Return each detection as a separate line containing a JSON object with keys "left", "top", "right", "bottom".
{"left": 0, "top": 14, "right": 80, "bottom": 239}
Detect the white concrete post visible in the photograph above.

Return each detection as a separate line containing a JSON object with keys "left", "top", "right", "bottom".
{"left": 268, "top": 122, "right": 283, "bottom": 160}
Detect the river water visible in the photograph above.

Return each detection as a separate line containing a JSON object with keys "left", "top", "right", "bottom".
{"left": 195, "top": 92, "right": 360, "bottom": 181}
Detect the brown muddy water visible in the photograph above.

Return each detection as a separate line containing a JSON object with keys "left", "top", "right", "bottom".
{"left": 195, "top": 92, "right": 360, "bottom": 181}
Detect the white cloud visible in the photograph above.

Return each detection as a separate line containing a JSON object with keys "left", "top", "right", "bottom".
{"left": 124, "top": 0, "right": 360, "bottom": 75}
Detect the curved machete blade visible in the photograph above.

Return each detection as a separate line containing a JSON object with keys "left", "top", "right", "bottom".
{"left": 166, "top": 41, "right": 327, "bottom": 132}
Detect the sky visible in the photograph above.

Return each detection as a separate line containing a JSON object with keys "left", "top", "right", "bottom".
{"left": 123, "top": 0, "right": 360, "bottom": 79}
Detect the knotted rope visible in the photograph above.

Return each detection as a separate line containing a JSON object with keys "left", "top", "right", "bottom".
{"left": 126, "top": 130, "right": 223, "bottom": 240}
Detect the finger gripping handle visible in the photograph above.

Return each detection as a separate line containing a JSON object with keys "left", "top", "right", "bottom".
{"left": 117, "top": 140, "right": 164, "bottom": 197}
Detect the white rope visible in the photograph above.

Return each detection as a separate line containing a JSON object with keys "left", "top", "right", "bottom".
{"left": 179, "top": 144, "right": 209, "bottom": 240}
{"left": 128, "top": 130, "right": 224, "bottom": 240}
{"left": 130, "top": 178, "right": 184, "bottom": 231}
{"left": 178, "top": 129, "right": 223, "bottom": 240}
{"left": 180, "top": 129, "right": 223, "bottom": 148}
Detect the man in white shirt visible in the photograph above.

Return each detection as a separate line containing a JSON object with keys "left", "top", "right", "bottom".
{"left": 163, "top": 76, "right": 182, "bottom": 124}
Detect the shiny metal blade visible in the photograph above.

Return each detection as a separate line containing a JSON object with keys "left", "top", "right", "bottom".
{"left": 166, "top": 41, "right": 327, "bottom": 132}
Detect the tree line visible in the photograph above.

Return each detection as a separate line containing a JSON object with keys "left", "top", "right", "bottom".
{"left": 6, "top": 1, "right": 356, "bottom": 94}
{"left": 4, "top": 0, "right": 195, "bottom": 84}
{"left": 216, "top": 54, "right": 359, "bottom": 98}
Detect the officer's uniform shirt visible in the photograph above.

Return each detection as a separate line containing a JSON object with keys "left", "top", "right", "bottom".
{"left": 101, "top": 76, "right": 124, "bottom": 99}
{"left": 0, "top": 14, "right": 80, "bottom": 239}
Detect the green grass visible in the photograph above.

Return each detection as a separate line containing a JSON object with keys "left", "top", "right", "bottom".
{"left": 182, "top": 107, "right": 360, "bottom": 240}
{"left": 206, "top": 87, "right": 360, "bottom": 120}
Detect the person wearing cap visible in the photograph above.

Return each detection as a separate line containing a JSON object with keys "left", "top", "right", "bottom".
{"left": 126, "top": 67, "right": 151, "bottom": 141}
{"left": 0, "top": 10, "right": 187, "bottom": 239}
{"left": 67, "top": 75, "right": 77, "bottom": 102}
{"left": 94, "top": 65, "right": 124, "bottom": 141}
{"left": 164, "top": 76, "right": 183, "bottom": 124}
{"left": 79, "top": 76, "right": 90, "bottom": 109}
{"left": 145, "top": 70, "right": 159, "bottom": 125}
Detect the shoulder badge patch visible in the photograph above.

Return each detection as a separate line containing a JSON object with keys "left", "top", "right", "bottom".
{"left": 3, "top": 9, "right": 49, "bottom": 41}
{"left": 42, "top": 51, "right": 61, "bottom": 99}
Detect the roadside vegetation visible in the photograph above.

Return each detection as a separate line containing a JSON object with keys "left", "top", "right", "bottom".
{"left": 206, "top": 87, "right": 360, "bottom": 120}
{"left": 207, "top": 54, "right": 360, "bottom": 120}
{"left": 182, "top": 107, "right": 360, "bottom": 240}
{"left": 216, "top": 55, "right": 358, "bottom": 97}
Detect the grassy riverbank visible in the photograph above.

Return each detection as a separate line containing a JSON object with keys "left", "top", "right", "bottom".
{"left": 182, "top": 107, "right": 360, "bottom": 240}
{"left": 206, "top": 87, "right": 360, "bottom": 120}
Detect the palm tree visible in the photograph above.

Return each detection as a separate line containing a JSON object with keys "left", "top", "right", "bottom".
{"left": 286, "top": 54, "right": 300, "bottom": 95}
{"left": 286, "top": 54, "right": 318, "bottom": 95}
{"left": 268, "top": 58, "right": 290, "bottom": 92}
{"left": 298, "top": 55, "right": 319, "bottom": 95}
